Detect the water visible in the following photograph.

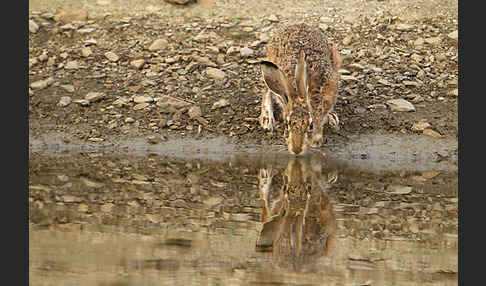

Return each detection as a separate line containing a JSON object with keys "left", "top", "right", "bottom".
{"left": 29, "top": 135, "right": 458, "bottom": 286}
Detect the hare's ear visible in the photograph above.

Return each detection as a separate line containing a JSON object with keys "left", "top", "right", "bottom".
{"left": 328, "top": 43, "right": 341, "bottom": 71}
{"left": 295, "top": 50, "right": 309, "bottom": 98}
{"left": 261, "top": 61, "right": 290, "bottom": 103}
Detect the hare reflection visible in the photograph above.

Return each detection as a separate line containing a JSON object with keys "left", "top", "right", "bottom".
{"left": 256, "top": 156, "right": 338, "bottom": 271}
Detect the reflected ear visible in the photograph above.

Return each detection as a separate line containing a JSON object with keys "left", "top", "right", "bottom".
{"left": 261, "top": 61, "right": 290, "bottom": 104}
{"left": 324, "top": 234, "right": 335, "bottom": 256}
{"left": 295, "top": 51, "right": 309, "bottom": 98}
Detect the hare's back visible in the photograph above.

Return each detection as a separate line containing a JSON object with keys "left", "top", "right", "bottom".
{"left": 267, "top": 23, "right": 334, "bottom": 88}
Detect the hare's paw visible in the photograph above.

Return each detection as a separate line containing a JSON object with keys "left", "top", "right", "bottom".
{"left": 259, "top": 110, "right": 275, "bottom": 131}
{"left": 258, "top": 168, "right": 274, "bottom": 198}
{"left": 327, "top": 112, "right": 340, "bottom": 131}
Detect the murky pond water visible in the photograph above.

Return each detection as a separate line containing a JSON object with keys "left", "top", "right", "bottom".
{"left": 29, "top": 135, "right": 458, "bottom": 286}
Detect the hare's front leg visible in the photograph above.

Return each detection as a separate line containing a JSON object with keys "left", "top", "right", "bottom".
{"left": 259, "top": 89, "right": 275, "bottom": 132}
{"left": 326, "top": 111, "right": 340, "bottom": 131}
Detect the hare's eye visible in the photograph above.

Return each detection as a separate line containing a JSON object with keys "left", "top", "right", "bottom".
{"left": 309, "top": 121, "right": 313, "bottom": 131}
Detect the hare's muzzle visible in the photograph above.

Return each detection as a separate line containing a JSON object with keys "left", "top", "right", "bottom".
{"left": 288, "top": 133, "right": 306, "bottom": 155}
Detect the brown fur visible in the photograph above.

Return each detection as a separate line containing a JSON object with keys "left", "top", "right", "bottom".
{"left": 261, "top": 23, "right": 341, "bottom": 150}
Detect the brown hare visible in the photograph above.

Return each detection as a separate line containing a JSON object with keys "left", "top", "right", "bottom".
{"left": 260, "top": 23, "right": 341, "bottom": 155}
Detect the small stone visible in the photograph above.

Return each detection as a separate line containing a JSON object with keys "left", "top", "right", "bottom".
{"left": 30, "top": 77, "right": 54, "bottom": 90}
{"left": 133, "top": 103, "right": 150, "bottom": 110}
{"left": 386, "top": 99, "right": 415, "bottom": 112}
{"left": 147, "top": 135, "right": 160, "bottom": 144}
{"left": 411, "top": 120, "right": 431, "bottom": 132}
{"left": 73, "top": 99, "right": 90, "bottom": 106}
{"left": 148, "top": 38, "right": 169, "bottom": 51}
{"left": 133, "top": 95, "right": 153, "bottom": 103}
{"left": 226, "top": 46, "right": 240, "bottom": 55}
{"left": 410, "top": 54, "right": 423, "bottom": 62}
{"left": 268, "top": 14, "right": 279, "bottom": 22}
{"left": 425, "top": 37, "right": 441, "bottom": 46}
{"left": 188, "top": 105, "right": 202, "bottom": 119}
{"left": 342, "top": 36, "right": 353, "bottom": 45}
{"left": 65, "top": 60, "right": 79, "bottom": 70}
{"left": 211, "top": 98, "right": 230, "bottom": 109}
{"left": 395, "top": 23, "right": 414, "bottom": 31}
{"left": 386, "top": 185, "right": 412, "bottom": 195}
{"left": 205, "top": 67, "right": 226, "bottom": 80}
{"left": 85, "top": 92, "right": 105, "bottom": 102}
{"left": 130, "top": 59, "right": 146, "bottom": 69}
{"left": 343, "top": 15, "right": 355, "bottom": 24}
{"left": 423, "top": 129, "right": 442, "bottom": 138}
{"left": 164, "top": 0, "right": 193, "bottom": 4}
{"left": 448, "top": 89, "right": 458, "bottom": 97}
{"left": 38, "top": 52, "right": 49, "bottom": 62}
{"left": 53, "top": 9, "right": 88, "bottom": 23}
{"left": 341, "top": 75, "right": 358, "bottom": 81}
{"left": 435, "top": 53, "right": 447, "bottom": 61}
{"left": 47, "top": 57, "right": 56, "bottom": 66}
{"left": 60, "top": 52, "right": 69, "bottom": 59}
{"left": 60, "top": 84, "right": 75, "bottom": 93}
{"left": 29, "top": 20, "right": 39, "bottom": 33}
{"left": 58, "top": 96, "right": 72, "bottom": 107}
{"left": 240, "top": 47, "right": 254, "bottom": 57}
{"left": 77, "top": 28, "right": 95, "bottom": 34}
{"left": 81, "top": 47, "right": 92, "bottom": 57}
{"left": 105, "top": 51, "right": 119, "bottom": 62}
{"left": 112, "top": 97, "right": 130, "bottom": 107}
{"left": 84, "top": 39, "right": 97, "bottom": 46}
{"left": 100, "top": 203, "right": 114, "bottom": 213}
{"left": 319, "top": 23, "right": 329, "bottom": 31}
{"left": 125, "top": 117, "right": 135, "bottom": 123}
{"left": 320, "top": 16, "right": 333, "bottom": 23}
{"left": 192, "top": 55, "right": 217, "bottom": 67}
{"left": 156, "top": 96, "right": 191, "bottom": 109}
{"left": 448, "top": 30, "right": 458, "bottom": 41}
{"left": 78, "top": 204, "right": 89, "bottom": 213}
{"left": 413, "top": 38, "right": 424, "bottom": 48}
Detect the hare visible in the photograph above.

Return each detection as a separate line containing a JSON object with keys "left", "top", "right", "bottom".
{"left": 256, "top": 156, "right": 337, "bottom": 271}
{"left": 260, "top": 23, "right": 341, "bottom": 155}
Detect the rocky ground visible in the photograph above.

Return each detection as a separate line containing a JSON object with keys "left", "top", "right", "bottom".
{"left": 28, "top": 0, "right": 458, "bottom": 149}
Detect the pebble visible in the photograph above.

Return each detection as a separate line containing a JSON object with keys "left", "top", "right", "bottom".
{"left": 30, "top": 77, "right": 54, "bottom": 90}
{"left": 188, "top": 105, "right": 202, "bottom": 119}
{"left": 448, "top": 89, "right": 458, "bottom": 97}
{"left": 105, "top": 51, "right": 119, "bottom": 62}
{"left": 133, "top": 102, "right": 150, "bottom": 110}
{"left": 192, "top": 55, "right": 217, "bottom": 67}
{"left": 125, "top": 117, "right": 135, "bottom": 123}
{"left": 268, "top": 14, "right": 279, "bottom": 22}
{"left": 413, "top": 38, "right": 424, "bottom": 48}
{"left": 164, "top": 0, "right": 192, "bottom": 4}
{"left": 410, "top": 54, "right": 423, "bottom": 62}
{"left": 386, "top": 99, "right": 415, "bottom": 112}
{"left": 211, "top": 98, "right": 230, "bottom": 109}
{"left": 77, "top": 28, "right": 95, "bottom": 34}
{"left": 386, "top": 185, "right": 412, "bottom": 195}
{"left": 148, "top": 38, "right": 169, "bottom": 51}
{"left": 147, "top": 135, "right": 160, "bottom": 144}
{"left": 81, "top": 47, "right": 92, "bottom": 57}
{"left": 425, "top": 37, "right": 442, "bottom": 46}
{"left": 240, "top": 47, "right": 254, "bottom": 57}
{"left": 448, "top": 30, "right": 458, "bottom": 41}
{"left": 130, "top": 59, "right": 146, "bottom": 69}
{"left": 58, "top": 96, "right": 72, "bottom": 107}
{"left": 133, "top": 95, "right": 153, "bottom": 103}
{"left": 29, "top": 20, "right": 39, "bottom": 33}
{"left": 156, "top": 96, "right": 191, "bottom": 109}
{"left": 205, "top": 67, "right": 226, "bottom": 80}
{"left": 60, "top": 84, "right": 75, "bottom": 93}
{"left": 226, "top": 46, "right": 239, "bottom": 55}
{"left": 394, "top": 23, "right": 414, "bottom": 31}
{"left": 342, "top": 36, "right": 353, "bottom": 45}
{"left": 423, "top": 129, "right": 442, "bottom": 138}
{"left": 73, "top": 99, "right": 90, "bottom": 106}
{"left": 60, "top": 52, "right": 69, "bottom": 59}
{"left": 53, "top": 9, "right": 88, "bottom": 23}
{"left": 411, "top": 120, "right": 431, "bottom": 132}
{"left": 65, "top": 60, "right": 79, "bottom": 70}
{"left": 85, "top": 92, "right": 105, "bottom": 102}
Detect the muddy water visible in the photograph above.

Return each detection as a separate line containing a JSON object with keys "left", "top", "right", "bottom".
{"left": 29, "top": 135, "right": 458, "bottom": 286}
